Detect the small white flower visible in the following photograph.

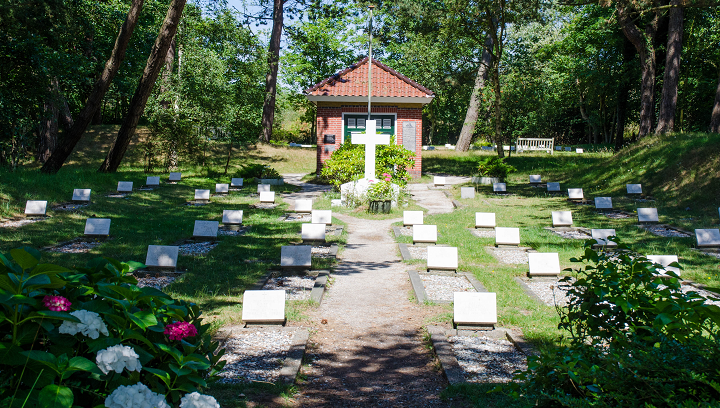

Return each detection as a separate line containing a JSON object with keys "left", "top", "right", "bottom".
{"left": 180, "top": 392, "right": 221, "bottom": 408}
{"left": 96, "top": 344, "right": 142, "bottom": 375}
{"left": 105, "top": 383, "right": 169, "bottom": 408}
{"left": 58, "top": 310, "right": 109, "bottom": 339}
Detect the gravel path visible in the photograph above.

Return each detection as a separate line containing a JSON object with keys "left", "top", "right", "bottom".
{"left": 408, "top": 183, "right": 456, "bottom": 215}
{"left": 298, "top": 214, "right": 451, "bottom": 407}
{"left": 449, "top": 335, "right": 527, "bottom": 383}
{"left": 421, "top": 274, "right": 474, "bottom": 301}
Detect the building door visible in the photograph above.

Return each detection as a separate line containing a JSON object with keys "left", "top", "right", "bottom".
{"left": 343, "top": 114, "right": 395, "bottom": 143}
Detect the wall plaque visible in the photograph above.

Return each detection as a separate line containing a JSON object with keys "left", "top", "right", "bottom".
{"left": 402, "top": 121, "right": 416, "bottom": 152}
{"left": 323, "top": 134, "right": 335, "bottom": 144}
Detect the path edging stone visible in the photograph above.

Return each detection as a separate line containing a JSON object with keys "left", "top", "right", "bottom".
{"left": 426, "top": 325, "right": 465, "bottom": 385}
{"left": 280, "top": 328, "right": 310, "bottom": 384}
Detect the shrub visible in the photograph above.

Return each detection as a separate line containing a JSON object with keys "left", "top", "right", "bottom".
{"left": 503, "top": 241, "right": 720, "bottom": 407}
{"left": 0, "top": 247, "right": 225, "bottom": 408}
{"left": 235, "top": 164, "right": 280, "bottom": 179}
{"left": 476, "top": 156, "right": 516, "bottom": 179}
{"left": 320, "top": 138, "right": 415, "bottom": 189}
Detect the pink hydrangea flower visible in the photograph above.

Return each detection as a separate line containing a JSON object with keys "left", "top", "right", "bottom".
{"left": 164, "top": 321, "right": 198, "bottom": 341}
{"left": 43, "top": 295, "right": 71, "bottom": 312}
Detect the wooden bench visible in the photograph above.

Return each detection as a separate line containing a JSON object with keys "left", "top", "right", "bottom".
{"left": 515, "top": 138, "right": 554, "bottom": 154}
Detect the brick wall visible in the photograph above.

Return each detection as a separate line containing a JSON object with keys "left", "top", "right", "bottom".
{"left": 315, "top": 103, "right": 423, "bottom": 178}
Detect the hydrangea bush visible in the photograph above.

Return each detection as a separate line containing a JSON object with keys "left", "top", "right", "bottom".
{"left": 0, "top": 247, "right": 225, "bottom": 407}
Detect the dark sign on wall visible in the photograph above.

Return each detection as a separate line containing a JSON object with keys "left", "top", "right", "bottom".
{"left": 324, "top": 134, "right": 335, "bottom": 144}
{"left": 402, "top": 122, "right": 416, "bottom": 153}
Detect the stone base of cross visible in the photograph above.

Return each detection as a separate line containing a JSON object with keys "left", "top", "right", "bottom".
{"left": 351, "top": 120, "right": 390, "bottom": 180}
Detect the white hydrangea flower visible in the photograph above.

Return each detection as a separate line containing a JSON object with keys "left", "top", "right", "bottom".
{"left": 105, "top": 383, "right": 169, "bottom": 408}
{"left": 180, "top": 392, "right": 221, "bottom": 408}
{"left": 96, "top": 344, "right": 142, "bottom": 375}
{"left": 58, "top": 309, "right": 109, "bottom": 339}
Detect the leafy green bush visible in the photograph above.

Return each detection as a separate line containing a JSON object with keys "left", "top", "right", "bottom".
{"left": 0, "top": 247, "right": 225, "bottom": 408}
{"left": 476, "top": 156, "right": 516, "bottom": 179}
{"left": 503, "top": 241, "right": 720, "bottom": 407}
{"left": 321, "top": 138, "right": 415, "bottom": 189}
{"left": 235, "top": 163, "right": 281, "bottom": 179}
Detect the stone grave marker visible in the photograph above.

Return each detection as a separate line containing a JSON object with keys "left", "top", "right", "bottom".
{"left": 453, "top": 292, "right": 497, "bottom": 327}
{"left": 215, "top": 184, "right": 229, "bottom": 194}
{"left": 231, "top": 178, "right": 243, "bottom": 187}
{"left": 647, "top": 255, "right": 681, "bottom": 276}
{"left": 547, "top": 182, "right": 560, "bottom": 192}
{"left": 294, "top": 199, "right": 313, "bottom": 213}
{"left": 434, "top": 176, "right": 446, "bottom": 186}
{"left": 241, "top": 290, "right": 286, "bottom": 325}
{"left": 281, "top": 245, "right": 312, "bottom": 269}
{"left": 627, "top": 184, "right": 642, "bottom": 194}
{"left": 495, "top": 227, "right": 520, "bottom": 246}
{"left": 259, "top": 191, "right": 275, "bottom": 203}
{"left": 257, "top": 184, "right": 271, "bottom": 193}
{"left": 169, "top": 172, "right": 181, "bottom": 182}
{"left": 551, "top": 211, "right": 573, "bottom": 227}
{"left": 555, "top": 146, "right": 562, "bottom": 151}
{"left": 84, "top": 218, "right": 111, "bottom": 236}
{"left": 529, "top": 175, "right": 542, "bottom": 184}
{"left": 312, "top": 210, "right": 332, "bottom": 225}
{"left": 404, "top": 211, "right": 424, "bottom": 226}
{"left": 564, "top": 147, "right": 572, "bottom": 151}
{"left": 591, "top": 229, "right": 617, "bottom": 247}
{"left": 331, "top": 199, "right": 342, "bottom": 207}
{"left": 576, "top": 148, "right": 584, "bottom": 153}
{"left": 72, "top": 189, "right": 91, "bottom": 202}
{"left": 695, "top": 229, "right": 720, "bottom": 248}
{"left": 568, "top": 188, "right": 584, "bottom": 200}
{"left": 493, "top": 182, "right": 507, "bottom": 193}
{"left": 193, "top": 220, "right": 219, "bottom": 238}
{"left": 194, "top": 189, "right": 211, "bottom": 202}
{"left": 460, "top": 187, "right": 475, "bottom": 199}
{"left": 528, "top": 253, "right": 561, "bottom": 276}
{"left": 145, "top": 245, "right": 179, "bottom": 270}
{"left": 222, "top": 210, "right": 243, "bottom": 224}
{"left": 413, "top": 225, "right": 438, "bottom": 244}
{"left": 301, "top": 223, "right": 326, "bottom": 242}
{"left": 427, "top": 246, "right": 458, "bottom": 271}
{"left": 475, "top": 212, "right": 496, "bottom": 229}
{"left": 117, "top": 181, "right": 133, "bottom": 193}
{"left": 594, "top": 197, "right": 613, "bottom": 209}
{"left": 25, "top": 201, "right": 47, "bottom": 216}
{"left": 637, "top": 208, "right": 659, "bottom": 223}
{"left": 146, "top": 176, "right": 160, "bottom": 186}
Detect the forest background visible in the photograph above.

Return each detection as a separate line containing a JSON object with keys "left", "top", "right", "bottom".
{"left": 2, "top": 0, "right": 719, "bottom": 172}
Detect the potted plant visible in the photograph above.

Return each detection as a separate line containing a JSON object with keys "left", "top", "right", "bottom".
{"left": 475, "top": 156, "right": 516, "bottom": 184}
{"left": 366, "top": 173, "right": 395, "bottom": 214}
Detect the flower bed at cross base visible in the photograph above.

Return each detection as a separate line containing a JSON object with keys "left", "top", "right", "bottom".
{"left": 0, "top": 246, "right": 225, "bottom": 408}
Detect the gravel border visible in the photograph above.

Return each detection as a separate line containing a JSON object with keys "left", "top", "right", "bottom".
{"left": 262, "top": 276, "right": 316, "bottom": 300}
{"left": 516, "top": 277, "right": 571, "bottom": 307}
{"left": 178, "top": 241, "right": 218, "bottom": 256}
{"left": 639, "top": 224, "right": 692, "bottom": 238}
{"left": 52, "top": 202, "right": 89, "bottom": 211}
{"left": 419, "top": 274, "right": 475, "bottom": 302}
{"left": 0, "top": 218, "right": 48, "bottom": 228}
{"left": 486, "top": 247, "right": 532, "bottom": 264}
{"left": 449, "top": 334, "right": 528, "bottom": 383}
{"left": 469, "top": 228, "right": 496, "bottom": 238}
{"left": 544, "top": 227, "right": 592, "bottom": 240}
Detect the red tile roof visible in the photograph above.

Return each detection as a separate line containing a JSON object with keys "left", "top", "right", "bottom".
{"left": 305, "top": 57, "right": 434, "bottom": 98}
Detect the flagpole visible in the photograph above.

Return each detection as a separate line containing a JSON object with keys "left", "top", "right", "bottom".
{"left": 368, "top": 4, "right": 374, "bottom": 122}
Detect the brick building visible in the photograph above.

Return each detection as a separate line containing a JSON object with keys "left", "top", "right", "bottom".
{"left": 305, "top": 57, "right": 434, "bottom": 178}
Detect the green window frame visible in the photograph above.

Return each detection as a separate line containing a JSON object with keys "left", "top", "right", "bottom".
{"left": 343, "top": 114, "right": 395, "bottom": 142}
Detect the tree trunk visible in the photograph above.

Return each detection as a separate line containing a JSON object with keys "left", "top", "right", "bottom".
{"left": 456, "top": 35, "right": 494, "bottom": 152}
{"left": 710, "top": 70, "right": 720, "bottom": 133}
{"left": 615, "top": 36, "right": 635, "bottom": 150}
{"left": 40, "top": 0, "right": 145, "bottom": 174}
{"left": 37, "top": 78, "right": 60, "bottom": 163}
{"left": 160, "top": 37, "right": 175, "bottom": 109}
{"left": 492, "top": 66, "right": 503, "bottom": 158}
{"left": 656, "top": 1, "right": 683, "bottom": 134}
{"left": 91, "top": 104, "right": 103, "bottom": 125}
{"left": 618, "top": 5, "right": 659, "bottom": 138}
{"left": 258, "top": 0, "right": 283, "bottom": 143}
{"left": 99, "top": 0, "right": 186, "bottom": 173}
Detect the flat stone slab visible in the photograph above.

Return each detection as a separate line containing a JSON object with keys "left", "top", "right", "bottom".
{"left": 567, "top": 188, "right": 584, "bottom": 200}
{"left": 145, "top": 245, "right": 179, "bottom": 269}
{"left": 242, "top": 290, "right": 286, "bottom": 325}
{"left": 551, "top": 211, "right": 573, "bottom": 227}
{"left": 72, "top": 189, "right": 91, "bottom": 202}
{"left": 302, "top": 223, "right": 326, "bottom": 242}
{"left": 427, "top": 246, "right": 458, "bottom": 271}
{"left": 257, "top": 184, "right": 271, "bottom": 193}
{"left": 195, "top": 189, "right": 210, "bottom": 200}
{"left": 281, "top": 245, "right": 312, "bottom": 269}
{"left": 403, "top": 210, "right": 424, "bottom": 226}
{"left": 696, "top": 229, "right": 720, "bottom": 248}
{"left": 528, "top": 252, "right": 561, "bottom": 276}
{"left": 169, "top": 172, "right": 181, "bottom": 182}
{"left": 637, "top": 208, "right": 659, "bottom": 223}
{"left": 231, "top": 178, "right": 244, "bottom": 187}
{"left": 413, "top": 224, "right": 438, "bottom": 244}
{"left": 146, "top": 176, "right": 160, "bottom": 186}
{"left": 311, "top": 210, "right": 332, "bottom": 225}
{"left": 475, "top": 212, "right": 496, "bottom": 228}
{"left": 646, "top": 255, "right": 681, "bottom": 276}
{"left": 460, "top": 187, "right": 475, "bottom": 199}
{"left": 294, "top": 199, "right": 313, "bottom": 213}
{"left": 594, "top": 197, "right": 613, "bottom": 209}
{"left": 529, "top": 175, "right": 541, "bottom": 184}
{"left": 259, "top": 191, "right": 276, "bottom": 203}
{"left": 547, "top": 182, "right": 560, "bottom": 192}
{"left": 592, "top": 229, "right": 617, "bottom": 247}
{"left": 193, "top": 220, "right": 219, "bottom": 238}
{"left": 117, "top": 181, "right": 133, "bottom": 192}
{"left": 222, "top": 210, "right": 243, "bottom": 225}
{"left": 434, "top": 176, "right": 446, "bottom": 186}
{"left": 492, "top": 183, "right": 507, "bottom": 193}
{"left": 25, "top": 200, "right": 47, "bottom": 216}
{"left": 627, "top": 184, "right": 642, "bottom": 194}
{"left": 84, "top": 218, "right": 111, "bottom": 236}
{"left": 216, "top": 183, "right": 229, "bottom": 194}
{"left": 454, "top": 292, "right": 497, "bottom": 326}
{"left": 495, "top": 227, "right": 520, "bottom": 246}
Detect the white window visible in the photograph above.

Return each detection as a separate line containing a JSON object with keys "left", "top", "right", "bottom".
{"left": 357, "top": 118, "right": 366, "bottom": 129}
{"left": 348, "top": 118, "right": 356, "bottom": 128}
{"left": 383, "top": 119, "right": 392, "bottom": 129}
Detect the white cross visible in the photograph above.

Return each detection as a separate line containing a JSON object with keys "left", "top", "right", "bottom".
{"left": 351, "top": 120, "right": 390, "bottom": 180}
